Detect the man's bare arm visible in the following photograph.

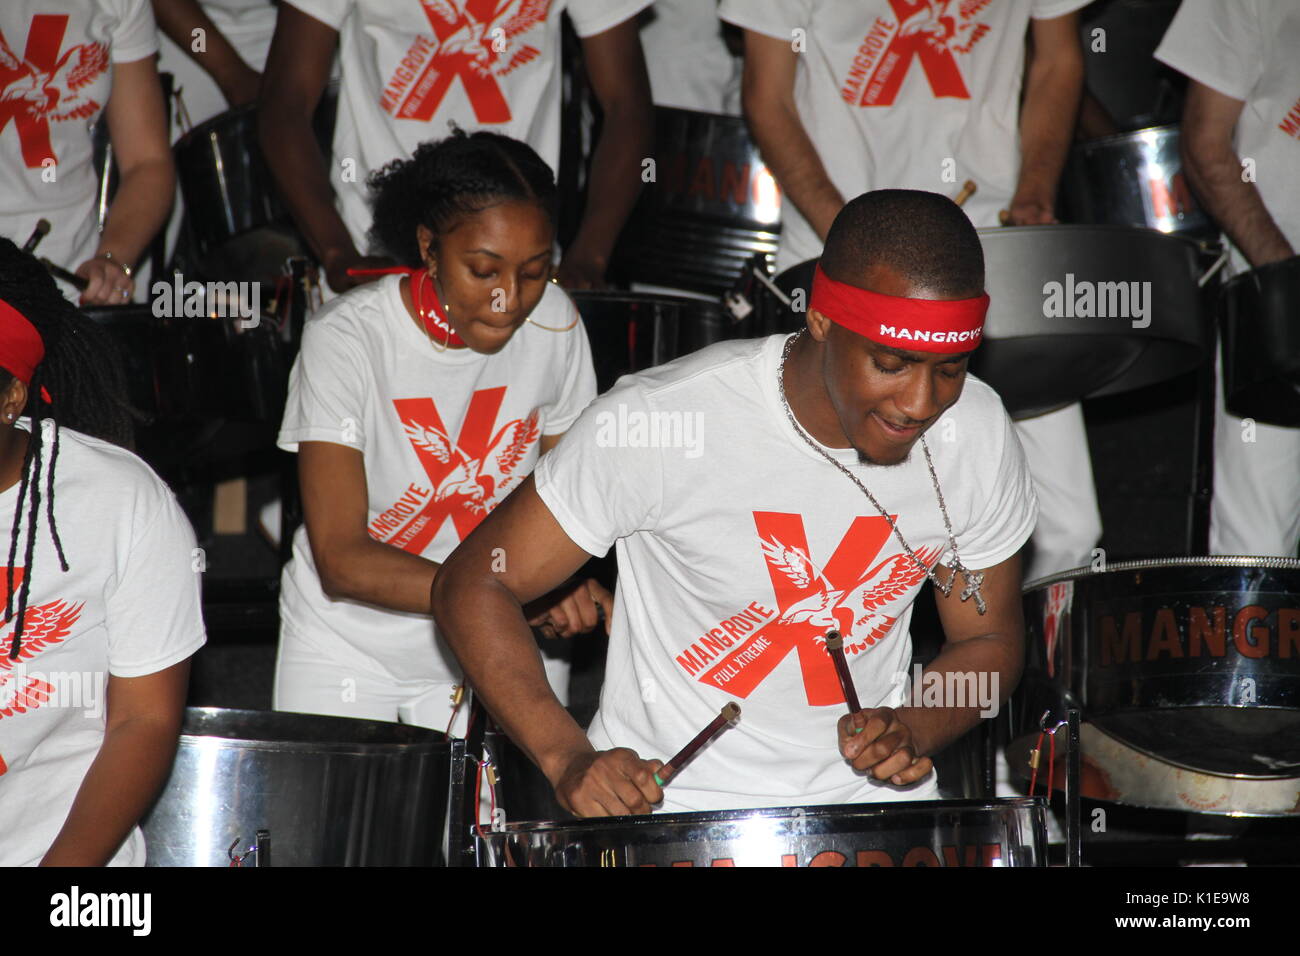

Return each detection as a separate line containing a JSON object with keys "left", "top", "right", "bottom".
{"left": 150, "top": 0, "right": 261, "bottom": 106}
{"left": 432, "top": 476, "right": 662, "bottom": 815}
{"left": 740, "top": 29, "right": 843, "bottom": 243}
{"left": 1181, "top": 79, "right": 1294, "bottom": 268}
{"left": 1010, "top": 13, "right": 1083, "bottom": 225}
{"left": 258, "top": 6, "right": 391, "bottom": 292}
{"left": 557, "top": 20, "right": 654, "bottom": 289}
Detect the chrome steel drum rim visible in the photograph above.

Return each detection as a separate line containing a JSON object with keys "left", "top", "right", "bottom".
{"left": 1024, "top": 555, "right": 1300, "bottom": 592}
{"left": 178, "top": 706, "right": 447, "bottom": 754}
{"left": 1074, "top": 123, "right": 1180, "bottom": 150}
{"left": 484, "top": 796, "right": 1046, "bottom": 836}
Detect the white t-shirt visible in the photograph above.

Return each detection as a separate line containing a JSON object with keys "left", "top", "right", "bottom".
{"left": 719, "top": 0, "right": 1089, "bottom": 272}
{"left": 1155, "top": 0, "right": 1300, "bottom": 273}
{"left": 534, "top": 334, "right": 1037, "bottom": 812}
{"left": 0, "top": 1, "right": 158, "bottom": 286}
{"left": 278, "top": 274, "right": 596, "bottom": 682}
{"left": 0, "top": 423, "right": 206, "bottom": 867}
{"left": 640, "top": 0, "right": 741, "bottom": 115}
{"left": 286, "top": 0, "right": 652, "bottom": 254}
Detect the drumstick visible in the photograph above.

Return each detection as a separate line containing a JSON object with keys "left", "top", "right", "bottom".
{"left": 824, "top": 630, "right": 861, "bottom": 715}
{"left": 40, "top": 258, "right": 88, "bottom": 292}
{"left": 998, "top": 209, "right": 1011, "bottom": 226}
{"left": 22, "top": 219, "right": 50, "bottom": 254}
{"left": 953, "top": 180, "right": 976, "bottom": 207}
{"left": 654, "top": 702, "right": 740, "bottom": 786}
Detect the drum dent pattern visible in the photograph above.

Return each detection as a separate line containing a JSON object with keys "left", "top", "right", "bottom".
{"left": 1017, "top": 558, "right": 1300, "bottom": 787}
{"left": 474, "top": 799, "right": 1047, "bottom": 867}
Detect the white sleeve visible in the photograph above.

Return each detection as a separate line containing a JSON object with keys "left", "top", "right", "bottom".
{"left": 566, "top": 0, "right": 653, "bottom": 38}
{"left": 107, "top": 480, "right": 206, "bottom": 678}
{"left": 953, "top": 408, "right": 1038, "bottom": 571}
{"left": 278, "top": 315, "right": 372, "bottom": 452}
{"left": 285, "top": 0, "right": 352, "bottom": 32}
{"left": 1030, "top": 0, "right": 1092, "bottom": 20}
{"left": 718, "top": 0, "right": 811, "bottom": 41}
{"left": 110, "top": 0, "right": 160, "bottom": 63}
{"left": 541, "top": 314, "right": 597, "bottom": 436}
{"left": 533, "top": 381, "right": 663, "bottom": 557}
{"left": 1154, "top": 0, "right": 1263, "bottom": 102}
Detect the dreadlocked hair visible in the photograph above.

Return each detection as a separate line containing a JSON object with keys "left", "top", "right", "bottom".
{"left": 366, "top": 128, "right": 558, "bottom": 268}
{"left": 0, "top": 238, "right": 135, "bottom": 660}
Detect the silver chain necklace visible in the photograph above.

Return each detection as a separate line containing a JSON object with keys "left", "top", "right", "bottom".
{"left": 776, "top": 331, "right": 986, "bottom": 614}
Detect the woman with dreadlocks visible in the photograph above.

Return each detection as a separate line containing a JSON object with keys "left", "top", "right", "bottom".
{"left": 0, "top": 239, "right": 205, "bottom": 866}
{"left": 275, "top": 130, "right": 609, "bottom": 732}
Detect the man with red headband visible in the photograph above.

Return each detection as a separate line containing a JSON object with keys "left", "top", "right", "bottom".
{"left": 433, "top": 190, "right": 1036, "bottom": 814}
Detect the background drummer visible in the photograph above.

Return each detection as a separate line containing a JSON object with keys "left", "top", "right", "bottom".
{"left": 434, "top": 189, "right": 1037, "bottom": 815}
{"left": 1155, "top": 0, "right": 1300, "bottom": 558}
{"left": 257, "top": 0, "right": 654, "bottom": 295}
{"left": 719, "top": 0, "right": 1094, "bottom": 585}
{"left": 0, "top": 0, "right": 174, "bottom": 305}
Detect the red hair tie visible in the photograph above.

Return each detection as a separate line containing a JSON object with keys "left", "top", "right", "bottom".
{"left": 809, "top": 265, "right": 988, "bottom": 354}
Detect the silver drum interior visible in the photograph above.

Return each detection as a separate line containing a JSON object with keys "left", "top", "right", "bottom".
{"left": 475, "top": 798, "right": 1047, "bottom": 867}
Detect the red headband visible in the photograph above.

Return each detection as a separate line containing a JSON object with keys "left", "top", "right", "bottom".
{"left": 809, "top": 265, "right": 989, "bottom": 354}
{"left": 0, "top": 298, "right": 45, "bottom": 385}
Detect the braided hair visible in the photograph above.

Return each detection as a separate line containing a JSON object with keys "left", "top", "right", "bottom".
{"left": 0, "top": 238, "right": 135, "bottom": 659}
{"left": 366, "top": 129, "right": 558, "bottom": 268}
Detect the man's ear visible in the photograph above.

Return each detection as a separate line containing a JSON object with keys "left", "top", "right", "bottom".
{"left": 806, "top": 307, "right": 833, "bottom": 343}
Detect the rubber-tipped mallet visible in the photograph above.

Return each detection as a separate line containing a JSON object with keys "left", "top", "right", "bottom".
{"left": 654, "top": 702, "right": 741, "bottom": 786}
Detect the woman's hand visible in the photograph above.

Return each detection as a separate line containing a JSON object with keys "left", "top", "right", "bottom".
{"left": 75, "top": 255, "right": 134, "bottom": 306}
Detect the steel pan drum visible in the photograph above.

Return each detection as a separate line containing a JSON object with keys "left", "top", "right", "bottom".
{"left": 1016, "top": 557, "right": 1300, "bottom": 781}
{"left": 771, "top": 226, "right": 1210, "bottom": 418}
{"left": 1061, "top": 125, "right": 1216, "bottom": 240}
{"left": 475, "top": 798, "right": 1046, "bottom": 867}
{"left": 572, "top": 291, "right": 737, "bottom": 393}
{"left": 1220, "top": 255, "right": 1300, "bottom": 427}
{"left": 613, "top": 107, "right": 782, "bottom": 295}
{"left": 141, "top": 708, "right": 449, "bottom": 866}
{"left": 83, "top": 305, "right": 203, "bottom": 423}
{"left": 174, "top": 87, "right": 337, "bottom": 286}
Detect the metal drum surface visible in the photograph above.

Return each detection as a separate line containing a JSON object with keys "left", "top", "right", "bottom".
{"left": 475, "top": 798, "right": 1046, "bottom": 867}
{"left": 1061, "top": 125, "right": 1216, "bottom": 240}
{"left": 1220, "top": 255, "right": 1300, "bottom": 427}
{"left": 572, "top": 290, "right": 736, "bottom": 393}
{"left": 174, "top": 87, "right": 336, "bottom": 285}
{"left": 768, "top": 227, "right": 1210, "bottom": 418}
{"left": 1017, "top": 557, "right": 1300, "bottom": 780}
{"left": 613, "top": 107, "right": 782, "bottom": 295}
{"left": 141, "top": 708, "right": 450, "bottom": 866}
{"left": 82, "top": 305, "right": 202, "bottom": 423}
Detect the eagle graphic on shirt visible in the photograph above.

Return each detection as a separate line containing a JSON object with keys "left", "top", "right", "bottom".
{"left": 402, "top": 409, "right": 538, "bottom": 515}
{"left": 760, "top": 537, "right": 943, "bottom": 653}
{"left": 381, "top": 0, "right": 551, "bottom": 122}
{"left": 841, "top": 0, "right": 993, "bottom": 107}
{"left": 0, "top": 594, "right": 86, "bottom": 776}
{"left": 0, "top": 17, "right": 109, "bottom": 169}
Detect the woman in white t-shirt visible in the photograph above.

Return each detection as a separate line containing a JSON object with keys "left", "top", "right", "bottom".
{"left": 275, "top": 130, "right": 608, "bottom": 732}
{"left": 0, "top": 1, "right": 175, "bottom": 305}
{"left": 0, "top": 239, "right": 205, "bottom": 866}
